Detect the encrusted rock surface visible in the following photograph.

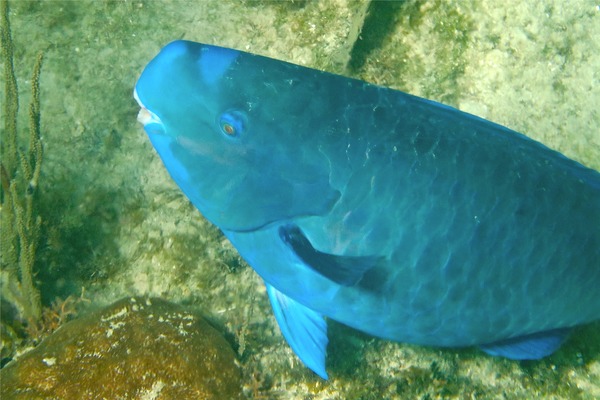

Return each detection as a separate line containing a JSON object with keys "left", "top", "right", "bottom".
{"left": 0, "top": 297, "right": 243, "bottom": 399}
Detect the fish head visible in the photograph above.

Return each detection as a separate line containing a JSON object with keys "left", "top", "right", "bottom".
{"left": 134, "top": 41, "right": 339, "bottom": 231}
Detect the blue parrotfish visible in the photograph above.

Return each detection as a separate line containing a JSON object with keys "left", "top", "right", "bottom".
{"left": 134, "top": 40, "right": 600, "bottom": 379}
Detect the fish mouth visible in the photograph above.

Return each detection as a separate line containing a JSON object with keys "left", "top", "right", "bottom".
{"left": 137, "top": 107, "right": 151, "bottom": 125}
{"left": 134, "top": 87, "right": 164, "bottom": 133}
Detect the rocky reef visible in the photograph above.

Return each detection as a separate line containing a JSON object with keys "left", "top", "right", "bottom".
{"left": 2, "top": 1, "right": 598, "bottom": 398}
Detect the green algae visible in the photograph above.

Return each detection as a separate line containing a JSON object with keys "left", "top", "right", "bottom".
{"left": 1, "top": 1, "right": 598, "bottom": 399}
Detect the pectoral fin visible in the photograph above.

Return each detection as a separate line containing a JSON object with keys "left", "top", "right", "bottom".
{"left": 265, "top": 283, "right": 329, "bottom": 379}
{"left": 279, "top": 224, "right": 381, "bottom": 286}
{"left": 480, "top": 328, "right": 571, "bottom": 359}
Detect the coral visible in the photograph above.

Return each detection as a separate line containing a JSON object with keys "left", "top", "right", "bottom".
{"left": 0, "top": 0, "right": 44, "bottom": 329}
{"left": 0, "top": 297, "right": 243, "bottom": 399}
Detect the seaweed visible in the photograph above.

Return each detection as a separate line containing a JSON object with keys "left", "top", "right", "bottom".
{"left": 0, "top": 0, "right": 44, "bottom": 353}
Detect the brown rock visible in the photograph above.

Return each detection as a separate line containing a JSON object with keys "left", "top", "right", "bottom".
{"left": 0, "top": 297, "right": 243, "bottom": 399}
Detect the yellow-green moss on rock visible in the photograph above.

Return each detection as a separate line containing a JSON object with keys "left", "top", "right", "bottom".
{"left": 0, "top": 297, "right": 243, "bottom": 399}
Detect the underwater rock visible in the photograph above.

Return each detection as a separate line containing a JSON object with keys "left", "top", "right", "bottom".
{"left": 0, "top": 297, "right": 243, "bottom": 399}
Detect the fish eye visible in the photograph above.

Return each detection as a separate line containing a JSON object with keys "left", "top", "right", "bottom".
{"left": 218, "top": 109, "right": 247, "bottom": 138}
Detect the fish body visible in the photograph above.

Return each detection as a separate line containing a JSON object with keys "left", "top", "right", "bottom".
{"left": 134, "top": 40, "right": 600, "bottom": 378}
